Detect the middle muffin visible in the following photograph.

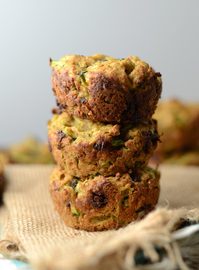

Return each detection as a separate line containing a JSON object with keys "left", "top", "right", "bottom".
{"left": 48, "top": 111, "right": 159, "bottom": 177}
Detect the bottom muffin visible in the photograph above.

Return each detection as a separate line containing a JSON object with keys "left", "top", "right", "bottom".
{"left": 50, "top": 167, "right": 160, "bottom": 231}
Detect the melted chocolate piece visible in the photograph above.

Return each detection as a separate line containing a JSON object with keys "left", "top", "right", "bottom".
{"left": 155, "top": 72, "right": 162, "bottom": 77}
{"left": 90, "top": 191, "right": 108, "bottom": 208}
{"left": 69, "top": 178, "right": 79, "bottom": 189}
{"left": 79, "top": 97, "right": 87, "bottom": 104}
{"left": 130, "top": 170, "right": 141, "bottom": 182}
{"left": 57, "top": 130, "right": 66, "bottom": 150}
{"left": 93, "top": 139, "right": 106, "bottom": 151}
{"left": 142, "top": 130, "right": 160, "bottom": 153}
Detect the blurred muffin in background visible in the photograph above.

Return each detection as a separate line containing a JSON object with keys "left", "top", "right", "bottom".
{"left": 163, "top": 151, "right": 199, "bottom": 166}
{"left": 0, "top": 149, "right": 10, "bottom": 166}
{"left": 0, "top": 160, "right": 6, "bottom": 204}
{"left": 9, "top": 137, "right": 54, "bottom": 164}
{"left": 154, "top": 99, "right": 199, "bottom": 153}
{"left": 151, "top": 99, "right": 199, "bottom": 166}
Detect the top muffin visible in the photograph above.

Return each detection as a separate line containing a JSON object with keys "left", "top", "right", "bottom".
{"left": 51, "top": 54, "right": 162, "bottom": 123}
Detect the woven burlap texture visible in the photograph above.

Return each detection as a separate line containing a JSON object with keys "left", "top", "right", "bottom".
{"left": 0, "top": 165, "right": 199, "bottom": 270}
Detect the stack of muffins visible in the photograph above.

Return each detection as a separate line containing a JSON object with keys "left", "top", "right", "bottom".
{"left": 48, "top": 54, "right": 162, "bottom": 231}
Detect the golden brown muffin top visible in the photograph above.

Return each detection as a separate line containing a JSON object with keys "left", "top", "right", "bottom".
{"left": 50, "top": 54, "right": 162, "bottom": 98}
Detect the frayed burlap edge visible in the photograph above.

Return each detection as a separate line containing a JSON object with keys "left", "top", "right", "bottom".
{"left": 33, "top": 207, "right": 199, "bottom": 270}
{"left": 1, "top": 165, "right": 199, "bottom": 270}
{"left": 0, "top": 216, "right": 27, "bottom": 261}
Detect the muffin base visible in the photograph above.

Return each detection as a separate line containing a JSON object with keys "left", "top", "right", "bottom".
{"left": 49, "top": 167, "right": 160, "bottom": 231}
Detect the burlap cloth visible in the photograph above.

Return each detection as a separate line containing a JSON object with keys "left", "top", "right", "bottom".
{"left": 0, "top": 165, "right": 199, "bottom": 270}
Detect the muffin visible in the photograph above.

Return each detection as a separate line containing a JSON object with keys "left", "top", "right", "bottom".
{"left": 154, "top": 99, "right": 199, "bottom": 154}
{"left": 48, "top": 111, "right": 160, "bottom": 177}
{"left": 0, "top": 162, "right": 5, "bottom": 204}
{"left": 49, "top": 166, "right": 160, "bottom": 231}
{"left": 9, "top": 137, "right": 54, "bottom": 164}
{"left": 188, "top": 102, "right": 199, "bottom": 146}
{"left": 163, "top": 151, "right": 199, "bottom": 166}
{"left": 50, "top": 54, "right": 162, "bottom": 123}
{"left": 0, "top": 149, "right": 10, "bottom": 166}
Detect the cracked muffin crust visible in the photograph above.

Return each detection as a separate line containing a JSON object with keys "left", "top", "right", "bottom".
{"left": 48, "top": 111, "right": 160, "bottom": 177}
{"left": 50, "top": 54, "right": 162, "bottom": 123}
{"left": 49, "top": 166, "right": 160, "bottom": 231}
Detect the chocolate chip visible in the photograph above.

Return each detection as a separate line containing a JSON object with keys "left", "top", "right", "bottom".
{"left": 93, "top": 139, "right": 106, "bottom": 151}
{"left": 150, "top": 131, "right": 160, "bottom": 145}
{"left": 133, "top": 151, "right": 140, "bottom": 158}
{"left": 80, "top": 97, "right": 87, "bottom": 104}
{"left": 56, "top": 100, "right": 66, "bottom": 111}
{"left": 90, "top": 74, "right": 122, "bottom": 94}
{"left": 60, "top": 173, "right": 65, "bottom": 180}
{"left": 143, "top": 140, "right": 151, "bottom": 154}
{"left": 141, "top": 130, "right": 150, "bottom": 138}
{"left": 121, "top": 195, "right": 129, "bottom": 207}
{"left": 66, "top": 201, "right": 71, "bottom": 208}
{"left": 69, "top": 177, "right": 79, "bottom": 189}
{"left": 142, "top": 130, "right": 160, "bottom": 153}
{"left": 90, "top": 191, "right": 108, "bottom": 208}
{"left": 52, "top": 107, "right": 58, "bottom": 114}
{"left": 130, "top": 170, "right": 141, "bottom": 182}
{"left": 155, "top": 72, "right": 162, "bottom": 77}
{"left": 57, "top": 130, "right": 66, "bottom": 150}
{"left": 52, "top": 107, "right": 63, "bottom": 115}
{"left": 134, "top": 161, "right": 144, "bottom": 169}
